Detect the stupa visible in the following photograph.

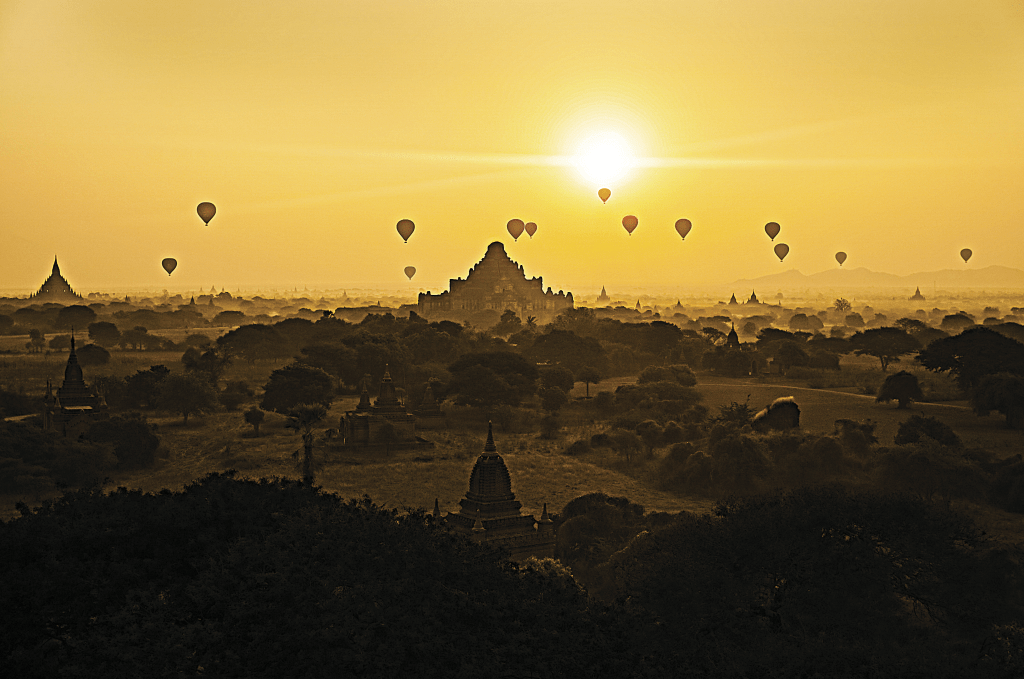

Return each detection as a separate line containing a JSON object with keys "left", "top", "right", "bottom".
{"left": 43, "top": 335, "right": 105, "bottom": 436}
{"left": 437, "top": 423, "right": 555, "bottom": 561}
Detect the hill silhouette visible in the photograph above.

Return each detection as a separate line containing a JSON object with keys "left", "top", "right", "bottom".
{"left": 731, "top": 265, "right": 1024, "bottom": 291}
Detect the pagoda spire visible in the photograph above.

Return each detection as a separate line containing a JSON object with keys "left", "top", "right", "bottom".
{"left": 53, "top": 256, "right": 60, "bottom": 275}
{"left": 484, "top": 420, "right": 497, "bottom": 452}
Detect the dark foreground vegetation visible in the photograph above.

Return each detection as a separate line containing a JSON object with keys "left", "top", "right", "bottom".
{"left": 3, "top": 473, "right": 1024, "bottom": 678}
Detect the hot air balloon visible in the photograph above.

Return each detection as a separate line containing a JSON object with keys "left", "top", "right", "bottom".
{"left": 835, "top": 252, "right": 847, "bottom": 266}
{"left": 774, "top": 243, "right": 790, "bottom": 262}
{"left": 396, "top": 219, "right": 415, "bottom": 243}
{"left": 525, "top": 222, "right": 537, "bottom": 238}
{"left": 961, "top": 248, "right": 972, "bottom": 263}
{"left": 622, "top": 215, "right": 638, "bottom": 235}
{"left": 765, "top": 222, "right": 780, "bottom": 241}
{"left": 161, "top": 258, "right": 177, "bottom": 276}
{"left": 675, "top": 219, "right": 692, "bottom": 240}
{"left": 507, "top": 219, "right": 525, "bottom": 241}
{"left": 598, "top": 188, "right": 611, "bottom": 203}
{"left": 404, "top": 266, "right": 416, "bottom": 280}
{"left": 197, "top": 202, "right": 216, "bottom": 225}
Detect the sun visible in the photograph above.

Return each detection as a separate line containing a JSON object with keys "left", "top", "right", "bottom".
{"left": 572, "top": 131, "right": 635, "bottom": 185}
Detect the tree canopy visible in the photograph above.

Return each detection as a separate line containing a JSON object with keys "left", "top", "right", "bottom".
{"left": 917, "top": 326, "right": 1024, "bottom": 392}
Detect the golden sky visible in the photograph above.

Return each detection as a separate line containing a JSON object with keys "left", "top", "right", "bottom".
{"left": 2, "top": 0, "right": 1023, "bottom": 294}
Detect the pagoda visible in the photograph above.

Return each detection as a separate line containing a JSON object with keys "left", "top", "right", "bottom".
{"left": 437, "top": 423, "right": 555, "bottom": 562}
{"left": 417, "top": 242, "right": 573, "bottom": 322}
{"left": 596, "top": 286, "right": 610, "bottom": 304}
{"left": 413, "top": 382, "right": 445, "bottom": 428}
{"left": 43, "top": 335, "right": 105, "bottom": 436}
{"left": 729, "top": 293, "right": 738, "bottom": 305}
{"left": 746, "top": 290, "right": 759, "bottom": 304}
{"left": 910, "top": 287, "right": 926, "bottom": 301}
{"left": 29, "top": 257, "right": 83, "bottom": 303}
{"left": 341, "top": 368, "right": 430, "bottom": 450}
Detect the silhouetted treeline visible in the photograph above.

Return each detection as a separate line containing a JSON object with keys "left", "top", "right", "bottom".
{"left": 3, "top": 475, "right": 1023, "bottom": 678}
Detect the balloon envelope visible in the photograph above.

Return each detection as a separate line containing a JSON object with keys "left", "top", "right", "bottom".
{"left": 835, "top": 251, "right": 847, "bottom": 266}
{"left": 774, "top": 243, "right": 790, "bottom": 262}
{"left": 961, "top": 248, "right": 972, "bottom": 263}
{"left": 507, "top": 219, "right": 525, "bottom": 241}
{"left": 197, "top": 202, "right": 216, "bottom": 225}
{"left": 396, "top": 219, "right": 415, "bottom": 243}
{"left": 161, "top": 258, "right": 177, "bottom": 276}
{"left": 674, "top": 218, "right": 692, "bottom": 240}
{"left": 404, "top": 266, "right": 416, "bottom": 280}
{"left": 765, "top": 222, "right": 780, "bottom": 241}
{"left": 622, "top": 215, "right": 638, "bottom": 235}
{"left": 598, "top": 188, "right": 611, "bottom": 203}
{"left": 524, "top": 221, "right": 537, "bottom": 238}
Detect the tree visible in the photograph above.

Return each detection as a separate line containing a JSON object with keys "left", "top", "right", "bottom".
{"left": 845, "top": 312, "right": 865, "bottom": 328}
{"left": 48, "top": 334, "right": 72, "bottom": 351}
{"left": 213, "top": 310, "right": 247, "bottom": 326}
{"left": 217, "top": 324, "right": 290, "bottom": 365}
{"left": 84, "top": 413, "right": 161, "bottom": 469}
{"left": 244, "top": 407, "right": 265, "bottom": 437}
{"left": 158, "top": 372, "right": 218, "bottom": 425}
{"left": 287, "top": 403, "right": 328, "bottom": 484}
{"left": 940, "top": 312, "right": 975, "bottom": 334}
{"left": 489, "top": 309, "right": 522, "bottom": 337}
{"left": 120, "top": 326, "right": 155, "bottom": 351}
{"left": 849, "top": 327, "right": 920, "bottom": 372}
{"left": 26, "top": 329, "right": 45, "bottom": 353}
{"left": 87, "top": 321, "right": 121, "bottom": 348}
{"left": 299, "top": 342, "right": 358, "bottom": 388}
{"left": 123, "top": 365, "right": 170, "bottom": 409}
{"left": 609, "top": 429, "right": 642, "bottom": 465}
{"left": 260, "top": 363, "right": 335, "bottom": 414}
{"left": 77, "top": 343, "right": 110, "bottom": 367}
{"left": 540, "top": 366, "right": 575, "bottom": 393}
{"left": 636, "top": 420, "right": 664, "bottom": 458}
{"left": 577, "top": 366, "right": 602, "bottom": 398}
{"left": 539, "top": 386, "right": 569, "bottom": 414}
{"left": 876, "top": 370, "right": 923, "bottom": 409}
{"left": 181, "top": 345, "right": 232, "bottom": 385}
{"left": 527, "top": 329, "right": 609, "bottom": 374}
{"left": 971, "top": 373, "right": 1024, "bottom": 430}
{"left": 446, "top": 352, "right": 538, "bottom": 407}
{"left": 917, "top": 326, "right": 1024, "bottom": 392}
{"left": 55, "top": 304, "right": 97, "bottom": 331}
{"left": 833, "top": 298, "right": 852, "bottom": 313}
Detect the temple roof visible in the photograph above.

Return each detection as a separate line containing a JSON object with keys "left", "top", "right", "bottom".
{"left": 466, "top": 423, "right": 515, "bottom": 502}
{"left": 32, "top": 257, "right": 82, "bottom": 301}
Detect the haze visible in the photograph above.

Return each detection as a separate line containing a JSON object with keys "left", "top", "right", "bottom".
{"left": 2, "top": 0, "right": 1023, "bottom": 293}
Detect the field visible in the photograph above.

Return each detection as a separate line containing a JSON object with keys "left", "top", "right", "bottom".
{"left": 4, "top": 343, "right": 1024, "bottom": 538}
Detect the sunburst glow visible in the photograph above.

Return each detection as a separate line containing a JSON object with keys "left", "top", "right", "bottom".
{"left": 572, "top": 131, "right": 635, "bottom": 185}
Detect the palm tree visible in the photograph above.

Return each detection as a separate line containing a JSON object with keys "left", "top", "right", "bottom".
{"left": 287, "top": 403, "right": 329, "bottom": 484}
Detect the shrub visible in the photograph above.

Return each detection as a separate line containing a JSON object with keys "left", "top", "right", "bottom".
{"left": 894, "top": 415, "right": 962, "bottom": 448}
{"left": 563, "top": 439, "right": 591, "bottom": 456}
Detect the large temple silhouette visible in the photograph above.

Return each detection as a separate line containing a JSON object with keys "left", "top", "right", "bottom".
{"left": 434, "top": 423, "right": 556, "bottom": 562}
{"left": 30, "top": 257, "right": 83, "bottom": 303}
{"left": 43, "top": 335, "right": 105, "bottom": 437}
{"left": 417, "top": 242, "right": 573, "bottom": 322}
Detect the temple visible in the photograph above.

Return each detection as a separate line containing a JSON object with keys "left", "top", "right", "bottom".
{"left": 341, "top": 368, "right": 431, "bottom": 450}
{"left": 746, "top": 290, "right": 759, "bottom": 304}
{"left": 30, "top": 257, "right": 83, "bottom": 303}
{"left": 417, "top": 242, "right": 572, "bottom": 323}
{"left": 436, "top": 423, "right": 555, "bottom": 561}
{"left": 596, "top": 286, "right": 610, "bottom": 304}
{"left": 412, "top": 382, "right": 445, "bottom": 427}
{"left": 43, "top": 335, "right": 106, "bottom": 437}
{"left": 910, "top": 287, "right": 926, "bottom": 301}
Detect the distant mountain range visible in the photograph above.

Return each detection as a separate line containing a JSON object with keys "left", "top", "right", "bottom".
{"left": 729, "top": 265, "right": 1024, "bottom": 291}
